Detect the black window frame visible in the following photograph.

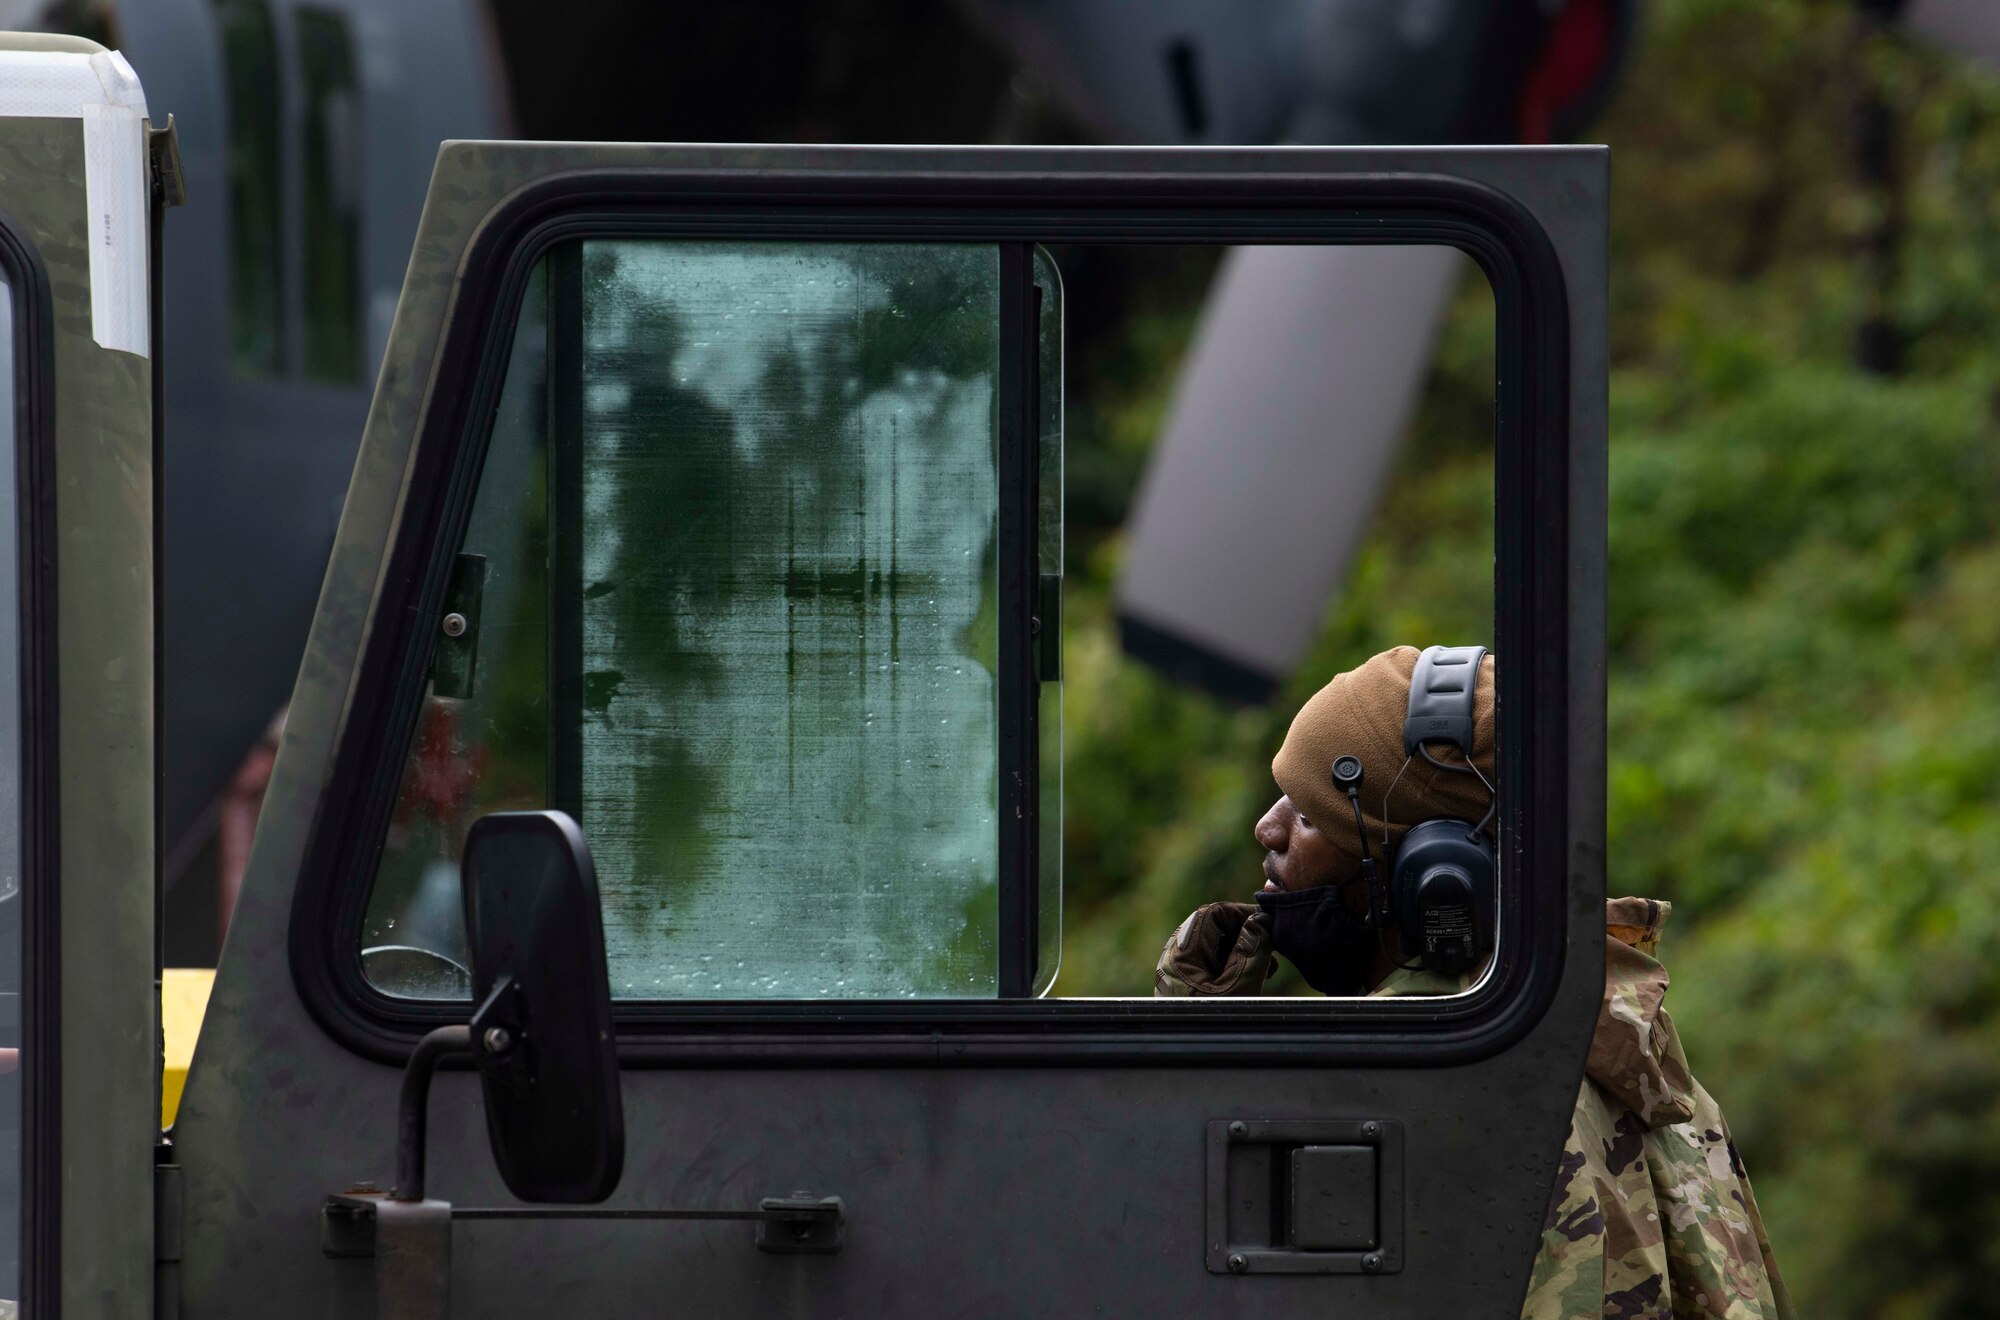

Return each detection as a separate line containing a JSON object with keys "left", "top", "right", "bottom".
{"left": 0, "top": 203, "right": 61, "bottom": 1317}
{"left": 289, "top": 168, "right": 1569, "bottom": 1068}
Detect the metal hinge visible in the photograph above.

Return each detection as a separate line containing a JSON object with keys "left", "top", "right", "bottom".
{"left": 155, "top": 1156, "right": 184, "bottom": 1319}
{"left": 146, "top": 115, "right": 186, "bottom": 210}
{"left": 322, "top": 1189, "right": 847, "bottom": 1259}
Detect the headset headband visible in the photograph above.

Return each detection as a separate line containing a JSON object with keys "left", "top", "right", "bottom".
{"left": 1403, "top": 644, "right": 1487, "bottom": 758}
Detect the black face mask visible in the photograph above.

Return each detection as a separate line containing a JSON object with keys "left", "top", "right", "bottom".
{"left": 1256, "top": 881, "right": 1376, "bottom": 996}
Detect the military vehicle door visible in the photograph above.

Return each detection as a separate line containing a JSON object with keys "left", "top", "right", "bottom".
{"left": 174, "top": 143, "right": 1607, "bottom": 1317}
{"left": 0, "top": 35, "right": 167, "bottom": 1320}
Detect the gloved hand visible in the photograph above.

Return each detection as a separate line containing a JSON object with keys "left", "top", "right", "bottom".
{"left": 1154, "top": 901, "right": 1274, "bottom": 996}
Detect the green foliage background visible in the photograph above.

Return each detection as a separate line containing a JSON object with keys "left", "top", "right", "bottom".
{"left": 1050, "top": 2, "right": 2000, "bottom": 1313}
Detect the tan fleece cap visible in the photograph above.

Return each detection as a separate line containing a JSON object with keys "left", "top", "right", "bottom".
{"left": 1270, "top": 645, "right": 1496, "bottom": 879}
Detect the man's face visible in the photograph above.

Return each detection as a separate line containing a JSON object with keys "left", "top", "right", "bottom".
{"left": 1254, "top": 794, "right": 1346, "bottom": 893}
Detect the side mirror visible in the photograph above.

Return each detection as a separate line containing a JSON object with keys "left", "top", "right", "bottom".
{"left": 329, "top": 812, "right": 838, "bottom": 1313}
{"left": 460, "top": 810, "right": 624, "bottom": 1203}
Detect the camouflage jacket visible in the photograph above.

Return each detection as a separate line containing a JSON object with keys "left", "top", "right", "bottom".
{"left": 1157, "top": 897, "right": 1793, "bottom": 1318}
{"left": 1511, "top": 898, "right": 1794, "bottom": 1320}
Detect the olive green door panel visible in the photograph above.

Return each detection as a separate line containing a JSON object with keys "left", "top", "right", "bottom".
{"left": 174, "top": 142, "right": 1607, "bottom": 1317}
{"left": 0, "top": 63, "right": 158, "bottom": 1318}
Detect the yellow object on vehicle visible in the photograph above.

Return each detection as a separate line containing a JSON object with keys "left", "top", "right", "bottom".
{"left": 162, "top": 967, "right": 216, "bottom": 1129}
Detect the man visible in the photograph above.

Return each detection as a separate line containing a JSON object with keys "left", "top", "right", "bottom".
{"left": 1157, "top": 646, "right": 1795, "bottom": 1320}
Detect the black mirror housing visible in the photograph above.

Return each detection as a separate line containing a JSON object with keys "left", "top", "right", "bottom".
{"left": 462, "top": 810, "right": 624, "bottom": 1203}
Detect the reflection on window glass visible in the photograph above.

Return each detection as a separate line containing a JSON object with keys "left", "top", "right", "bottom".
{"left": 212, "top": 0, "right": 284, "bottom": 375}
{"left": 365, "top": 241, "right": 1004, "bottom": 1001}
{"left": 0, "top": 272, "right": 25, "bottom": 1304}
{"left": 297, "top": 7, "right": 361, "bottom": 384}
{"left": 361, "top": 266, "right": 550, "bottom": 998}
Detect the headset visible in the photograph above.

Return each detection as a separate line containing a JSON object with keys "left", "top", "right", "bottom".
{"left": 1330, "top": 644, "right": 1496, "bottom": 977}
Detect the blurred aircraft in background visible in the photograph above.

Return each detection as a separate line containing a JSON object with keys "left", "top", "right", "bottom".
{"left": 973, "top": 0, "right": 2000, "bottom": 702}
{"left": 2, "top": 0, "right": 1994, "bottom": 959}
{"left": 0, "top": 0, "right": 505, "bottom": 958}
{"left": 963, "top": 0, "right": 1641, "bottom": 702}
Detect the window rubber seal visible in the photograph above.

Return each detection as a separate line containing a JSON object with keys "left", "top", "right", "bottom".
{"left": 286, "top": 166, "right": 1573, "bottom": 1068}
{"left": 1, "top": 203, "right": 62, "bottom": 1316}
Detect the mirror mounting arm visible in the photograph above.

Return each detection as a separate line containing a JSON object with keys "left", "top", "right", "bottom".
{"left": 393, "top": 1025, "right": 473, "bottom": 1203}
{"left": 467, "top": 972, "right": 532, "bottom": 1086}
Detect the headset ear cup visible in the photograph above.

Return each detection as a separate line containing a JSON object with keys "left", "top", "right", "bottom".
{"left": 1389, "top": 818, "right": 1496, "bottom": 975}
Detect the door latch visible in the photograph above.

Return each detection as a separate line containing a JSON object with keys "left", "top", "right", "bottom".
{"left": 752, "top": 1192, "right": 847, "bottom": 1255}
{"left": 1206, "top": 1119, "right": 1403, "bottom": 1275}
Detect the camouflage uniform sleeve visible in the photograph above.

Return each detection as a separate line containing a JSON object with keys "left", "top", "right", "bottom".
{"left": 1520, "top": 1075, "right": 1797, "bottom": 1320}
{"left": 1647, "top": 1080, "right": 1797, "bottom": 1320}
{"left": 1522, "top": 1078, "right": 1668, "bottom": 1320}
{"left": 1525, "top": 900, "right": 1795, "bottom": 1319}
{"left": 1520, "top": 1112, "right": 1604, "bottom": 1319}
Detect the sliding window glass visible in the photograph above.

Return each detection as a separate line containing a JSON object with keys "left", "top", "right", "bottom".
{"left": 361, "top": 240, "right": 1010, "bottom": 1001}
